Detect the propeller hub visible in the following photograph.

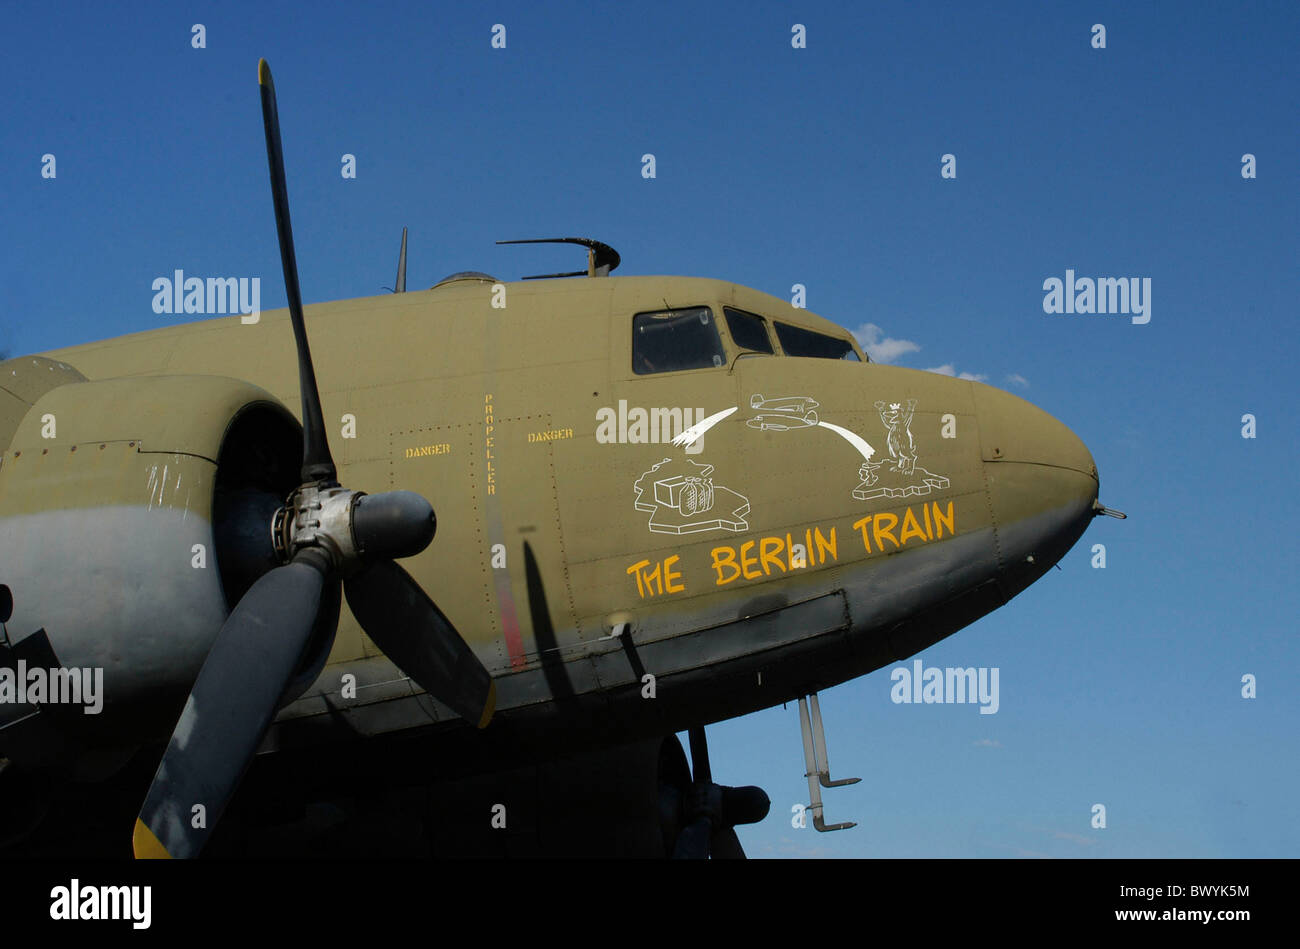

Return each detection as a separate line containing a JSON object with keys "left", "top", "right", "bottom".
{"left": 275, "top": 483, "right": 362, "bottom": 574}
{"left": 273, "top": 485, "right": 437, "bottom": 577}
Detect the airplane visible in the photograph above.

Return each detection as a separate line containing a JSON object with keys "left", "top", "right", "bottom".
{"left": 0, "top": 60, "right": 1123, "bottom": 859}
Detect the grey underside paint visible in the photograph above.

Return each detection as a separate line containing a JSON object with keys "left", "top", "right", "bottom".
{"left": 0, "top": 506, "right": 228, "bottom": 738}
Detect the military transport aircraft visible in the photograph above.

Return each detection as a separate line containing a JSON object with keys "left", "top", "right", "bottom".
{"left": 0, "top": 61, "right": 1121, "bottom": 858}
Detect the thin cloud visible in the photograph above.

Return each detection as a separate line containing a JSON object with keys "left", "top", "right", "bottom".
{"left": 851, "top": 323, "right": 995, "bottom": 383}
{"left": 1005, "top": 373, "right": 1029, "bottom": 388}
{"left": 924, "top": 364, "right": 988, "bottom": 382}
{"left": 973, "top": 738, "right": 1002, "bottom": 748}
{"left": 852, "top": 323, "right": 920, "bottom": 364}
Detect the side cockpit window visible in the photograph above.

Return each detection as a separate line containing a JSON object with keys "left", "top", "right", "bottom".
{"left": 723, "top": 307, "right": 775, "bottom": 354}
{"left": 775, "top": 322, "right": 862, "bottom": 361}
{"left": 633, "top": 306, "right": 726, "bottom": 374}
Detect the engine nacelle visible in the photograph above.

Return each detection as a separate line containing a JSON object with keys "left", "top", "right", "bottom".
{"left": 0, "top": 372, "right": 303, "bottom": 769}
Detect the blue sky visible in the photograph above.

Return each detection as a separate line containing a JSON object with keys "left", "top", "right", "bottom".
{"left": 2, "top": 0, "right": 1296, "bottom": 857}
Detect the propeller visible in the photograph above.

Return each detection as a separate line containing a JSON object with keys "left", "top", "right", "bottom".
{"left": 132, "top": 59, "right": 495, "bottom": 859}
{"left": 671, "top": 726, "right": 770, "bottom": 859}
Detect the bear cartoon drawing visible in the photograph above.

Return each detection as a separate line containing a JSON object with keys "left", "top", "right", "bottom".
{"left": 874, "top": 398, "right": 917, "bottom": 475}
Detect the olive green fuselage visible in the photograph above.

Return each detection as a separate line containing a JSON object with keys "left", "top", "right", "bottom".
{"left": 6, "top": 274, "right": 1099, "bottom": 766}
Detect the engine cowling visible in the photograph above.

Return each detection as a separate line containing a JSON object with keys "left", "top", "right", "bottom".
{"left": 0, "top": 371, "right": 304, "bottom": 770}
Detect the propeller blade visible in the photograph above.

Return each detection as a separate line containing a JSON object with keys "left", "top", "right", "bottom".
{"left": 673, "top": 726, "right": 769, "bottom": 859}
{"left": 258, "top": 58, "right": 334, "bottom": 484}
{"left": 344, "top": 559, "right": 495, "bottom": 728}
{"left": 688, "top": 725, "right": 711, "bottom": 783}
{"left": 134, "top": 555, "right": 331, "bottom": 858}
{"left": 710, "top": 825, "right": 746, "bottom": 860}
{"left": 672, "top": 817, "right": 713, "bottom": 860}
{"left": 675, "top": 728, "right": 721, "bottom": 859}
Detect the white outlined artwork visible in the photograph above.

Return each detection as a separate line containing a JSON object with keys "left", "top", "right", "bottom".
{"left": 815, "top": 420, "right": 875, "bottom": 463}
{"left": 746, "top": 393, "right": 819, "bottom": 431}
{"left": 671, "top": 406, "right": 738, "bottom": 450}
{"left": 854, "top": 399, "right": 950, "bottom": 500}
{"left": 633, "top": 457, "right": 750, "bottom": 535}
{"left": 742, "top": 393, "right": 880, "bottom": 478}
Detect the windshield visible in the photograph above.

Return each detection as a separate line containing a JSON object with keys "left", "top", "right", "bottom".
{"left": 724, "top": 307, "right": 775, "bottom": 354}
{"left": 775, "top": 322, "right": 862, "bottom": 361}
{"left": 632, "top": 307, "right": 727, "bottom": 374}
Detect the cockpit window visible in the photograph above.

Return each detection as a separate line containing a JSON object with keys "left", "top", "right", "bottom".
{"left": 633, "top": 307, "right": 726, "bottom": 375}
{"left": 723, "top": 307, "right": 775, "bottom": 355}
{"left": 775, "top": 322, "right": 862, "bottom": 361}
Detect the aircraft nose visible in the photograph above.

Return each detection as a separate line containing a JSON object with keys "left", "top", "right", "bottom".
{"left": 974, "top": 385, "right": 1097, "bottom": 478}
{"left": 973, "top": 385, "right": 1099, "bottom": 599}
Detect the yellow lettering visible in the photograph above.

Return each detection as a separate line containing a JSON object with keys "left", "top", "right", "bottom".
{"left": 663, "top": 555, "right": 685, "bottom": 593}
{"left": 932, "top": 501, "right": 954, "bottom": 539}
{"left": 711, "top": 546, "right": 740, "bottom": 586}
{"left": 525, "top": 428, "right": 574, "bottom": 444}
{"left": 814, "top": 526, "right": 837, "bottom": 563}
{"left": 759, "top": 537, "right": 785, "bottom": 576}
{"left": 740, "top": 541, "right": 761, "bottom": 580}
{"left": 627, "top": 559, "right": 651, "bottom": 598}
{"left": 872, "top": 513, "right": 900, "bottom": 550}
{"left": 899, "top": 507, "right": 928, "bottom": 545}
{"left": 853, "top": 515, "right": 873, "bottom": 553}
{"left": 923, "top": 502, "right": 933, "bottom": 539}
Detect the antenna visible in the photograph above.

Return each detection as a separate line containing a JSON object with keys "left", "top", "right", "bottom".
{"left": 496, "top": 237, "right": 621, "bottom": 278}
{"left": 391, "top": 227, "right": 408, "bottom": 293}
